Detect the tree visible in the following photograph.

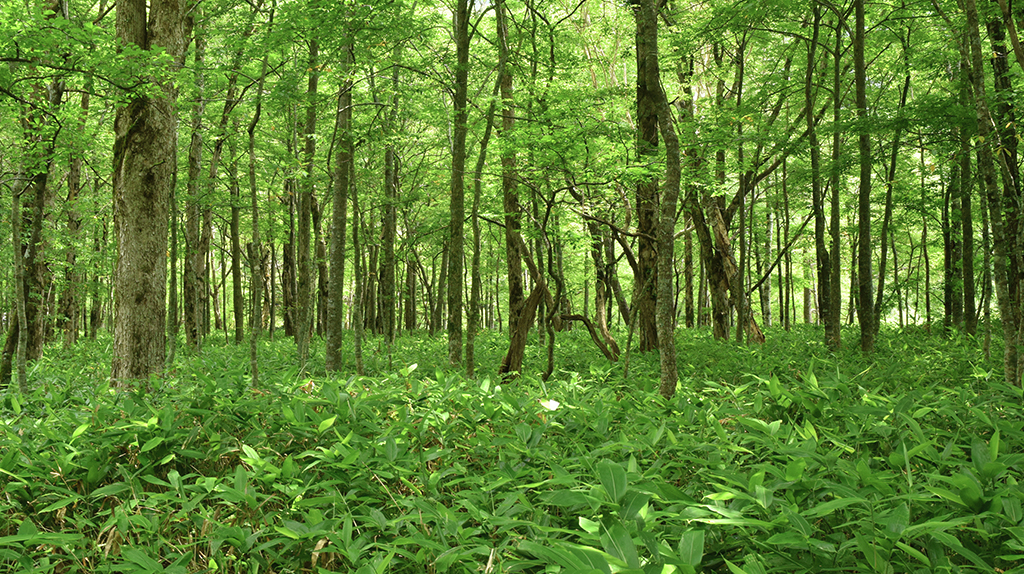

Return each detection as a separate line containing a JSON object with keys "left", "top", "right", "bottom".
{"left": 636, "top": 0, "right": 680, "bottom": 398}
{"left": 447, "top": 0, "right": 470, "bottom": 367}
{"left": 110, "top": 0, "right": 184, "bottom": 382}
{"left": 854, "top": 0, "right": 874, "bottom": 354}
{"left": 326, "top": 45, "right": 352, "bottom": 373}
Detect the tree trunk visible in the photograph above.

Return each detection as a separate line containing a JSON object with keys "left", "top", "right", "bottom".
{"left": 229, "top": 121, "right": 244, "bottom": 344}
{"left": 184, "top": 16, "right": 205, "bottom": 351}
{"left": 111, "top": 0, "right": 183, "bottom": 383}
{"left": 296, "top": 38, "right": 318, "bottom": 371}
{"left": 447, "top": 0, "right": 470, "bottom": 367}
{"left": 964, "top": 0, "right": 1022, "bottom": 385}
{"left": 828, "top": 11, "right": 844, "bottom": 347}
{"left": 873, "top": 30, "right": 912, "bottom": 337}
{"left": 467, "top": 76, "right": 499, "bottom": 378}
{"left": 633, "top": 3, "right": 659, "bottom": 353}
{"left": 637, "top": 0, "right": 680, "bottom": 398}
{"left": 351, "top": 161, "right": 365, "bottom": 376}
{"left": 62, "top": 92, "right": 89, "bottom": 349}
{"left": 248, "top": 40, "right": 271, "bottom": 386}
{"left": 854, "top": 0, "right": 875, "bottom": 353}
{"left": 805, "top": 2, "right": 835, "bottom": 349}
{"left": 326, "top": 48, "right": 352, "bottom": 373}
{"left": 381, "top": 48, "right": 401, "bottom": 346}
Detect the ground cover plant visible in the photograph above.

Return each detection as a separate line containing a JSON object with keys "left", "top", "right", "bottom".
{"left": 1, "top": 325, "right": 1022, "bottom": 573}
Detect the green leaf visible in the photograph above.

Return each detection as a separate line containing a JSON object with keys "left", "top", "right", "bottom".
{"left": 882, "top": 503, "right": 909, "bottom": 540}
{"left": 678, "top": 529, "right": 704, "bottom": 567}
{"left": 621, "top": 491, "right": 651, "bottom": 519}
{"left": 895, "top": 541, "right": 930, "bottom": 567}
{"left": 803, "top": 497, "right": 865, "bottom": 519}
{"left": 71, "top": 423, "right": 90, "bottom": 442}
{"left": 725, "top": 559, "right": 749, "bottom": 574}
{"left": 122, "top": 548, "right": 163, "bottom": 571}
{"left": 600, "top": 522, "right": 640, "bottom": 568}
{"left": 597, "top": 460, "right": 628, "bottom": 503}
{"left": 568, "top": 546, "right": 612, "bottom": 574}
{"left": 541, "top": 490, "right": 589, "bottom": 507}
{"left": 140, "top": 436, "right": 164, "bottom": 453}
{"left": 782, "top": 505, "right": 813, "bottom": 538}
{"left": 318, "top": 415, "right": 338, "bottom": 433}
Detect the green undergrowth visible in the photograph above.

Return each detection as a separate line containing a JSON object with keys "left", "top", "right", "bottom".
{"left": 1, "top": 326, "right": 1022, "bottom": 573}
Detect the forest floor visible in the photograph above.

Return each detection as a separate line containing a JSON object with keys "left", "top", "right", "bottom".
{"left": 0, "top": 324, "right": 1020, "bottom": 573}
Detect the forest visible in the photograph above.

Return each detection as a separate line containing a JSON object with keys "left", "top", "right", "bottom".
{"left": 2, "top": 0, "right": 1024, "bottom": 571}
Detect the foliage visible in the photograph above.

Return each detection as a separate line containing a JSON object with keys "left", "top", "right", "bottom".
{"left": 1, "top": 326, "right": 1019, "bottom": 573}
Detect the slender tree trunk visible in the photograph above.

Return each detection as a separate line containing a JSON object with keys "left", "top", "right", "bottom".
{"left": 447, "top": 0, "right": 470, "bottom": 367}
{"left": 873, "top": 31, "right": 912, "bottom": 337}
{"left": 229, "top": 121, "right": 244, "bottom": 344}
{"left": 805, "top": 3, "right": 835, "bottom": 349}
{"left": 62, "top": 92, "right": 89, "bottom": 349}
{"left": 351, "top": 160, "right": 365, "bottom": 376}
{"left": 11, "top": 183, "right": 29, "bottom": 393}
{"left": 184, "top": 16, "right": 205, "bottom": 351}
{"left": 685, "top": 222, "right": 696, "bottom": 329}
{"left": 248, "top": 40, "right": 271, "bottom": 386}
{"left": 854, "top": 0, "right": 875, "bottom": 353}
{"left": 960, "top": 81, "right": 977, "bottom": 335}
{"left": 381, "top": 46, "right": 402, "bottom": 346}
{"left": 828, "top": 12, "right": 844, "bottom": 348}
{"left": 498, "top": 0, "right": 524, "bottom": 344}
{"left": 296, "top": 38, "right": 318, "bottom": 371}
{"left": 467, "top": 77, "right": 499, "bottom": 378}
{"left": 326, "top": 47, "right": 352, "bottom": 373}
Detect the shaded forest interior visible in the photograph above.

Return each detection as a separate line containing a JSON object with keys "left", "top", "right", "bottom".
{"left": 1, "top": 0, "right": 1022, "bottom": 391}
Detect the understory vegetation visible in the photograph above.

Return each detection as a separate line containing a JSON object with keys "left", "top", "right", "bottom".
{"left": 1, "top": 326, "right": 1021, "bottom": 573}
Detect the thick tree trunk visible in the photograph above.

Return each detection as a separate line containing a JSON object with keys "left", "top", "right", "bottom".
{"left": 633, "top": 4, "right": 659, "bottom": 353}
{"left": 637, "top": 0, "right": 680, "bottom": 398}
{"left": 111, "top": 0, "right": 183, "bottom": 383}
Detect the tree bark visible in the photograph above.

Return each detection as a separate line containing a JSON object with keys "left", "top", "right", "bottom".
{"left": 854, "top": 0, "right": 875, "bottom": 353}
{"left": 964, "top": 0, "right": 1021, "bottom": 385}
{"left": 296, "top": 38, "right": 318, "bottom": 371}
{"left": 633, "top": 3, "right": 659, "bottom": 353}
{"left": 183, "top": 15, "right": 205, "bottom": 351}
{"left": 637, "top": 0, "right": 680, "bottom": 398}
{"left": 111, "top": 0, "right": 183, "bottom": 383}
{"left": 326, "top": 47, "right": 352, "bottom": 373}
{"left": 805, "top": 2, "right": 835, "bottom": 349}
{"left": 248, "top": 39, "right": 271, "bottom": 386}
{"left": 447, "top": 0, "right": 470, "bottom": 367}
